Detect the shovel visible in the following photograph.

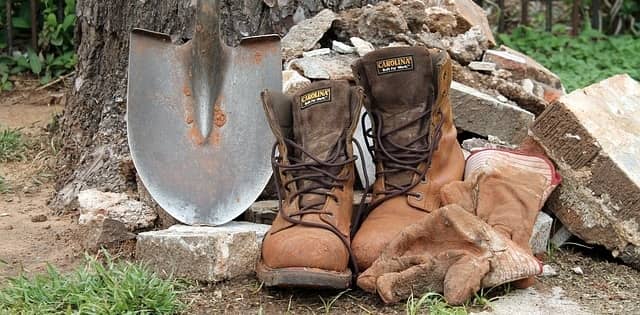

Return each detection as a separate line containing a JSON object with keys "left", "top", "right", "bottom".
{"left": 127, "top": 0, "right": 282, "bottom": 225}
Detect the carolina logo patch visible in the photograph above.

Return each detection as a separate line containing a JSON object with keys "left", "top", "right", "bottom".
{"left": 376, "top": 55, "right": 415, "bottom": 75}
{"left": 300, "top": 88, "right": 332, "bottom": 109}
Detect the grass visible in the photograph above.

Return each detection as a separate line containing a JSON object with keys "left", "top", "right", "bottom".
{"left": 0, "top": 254, "right": 185, "bottom": 315}
{"left": 0, "top": 127, "right": 26, "bottom": 163}
{"left": 498, "top": 25, "right": 640, "bottom": 91}
{"left": 319, "top": 289, "right": 351, "bottom": 314}
{"left": 405, "top": 292, "right": 468, "bottom": 315}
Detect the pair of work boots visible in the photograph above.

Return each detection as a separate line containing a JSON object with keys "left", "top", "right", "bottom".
{"left": 256, "top": 46, "right": 465, "bottom": 288}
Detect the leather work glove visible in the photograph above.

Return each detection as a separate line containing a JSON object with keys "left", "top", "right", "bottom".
{"left": 357, "top": 148, "right": 560, "bottom": 305}
{"left": 441, "top": 148, "right": 561, "bottom": 288}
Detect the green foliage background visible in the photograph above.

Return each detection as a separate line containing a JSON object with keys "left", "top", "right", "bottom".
{"left": 499, "top": 25, "right": 640, "bottom": 91}
{"left": 0, "top": 0, "right": 76, "bottom": 90}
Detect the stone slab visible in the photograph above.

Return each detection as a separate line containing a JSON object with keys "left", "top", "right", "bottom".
{"left": 473, "top": 287, "right": 591, "bottom": 314}
{"left": 531, "top": 74, "right": 640, "bottom": 270}
{"left": 451, "top": 81, "right": 535, "bottom": 144}
{"left": 136, "top": 222, "right": 270, "bottom": 282}
{"left": 282, "top": 9, "right": 337, "bottom": 60}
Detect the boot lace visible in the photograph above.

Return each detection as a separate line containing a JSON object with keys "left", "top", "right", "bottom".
{"left": 270, "top": 135, "right": 369, "bottom": 276}
{"left": 351, "top": 107, "right": 444, "bottom": 234}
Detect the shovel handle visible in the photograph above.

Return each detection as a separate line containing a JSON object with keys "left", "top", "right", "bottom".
{"left": 191, "top": 0, "right": 225, "bottom": 140}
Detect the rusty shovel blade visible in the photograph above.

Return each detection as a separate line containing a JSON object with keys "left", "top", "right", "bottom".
{"left": 127, "top": 0, "right": 282, "bottom": 225}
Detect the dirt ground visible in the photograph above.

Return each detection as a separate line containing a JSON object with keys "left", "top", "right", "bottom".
{"left": 1, "top": 84, "right": 640, "bottom": 314}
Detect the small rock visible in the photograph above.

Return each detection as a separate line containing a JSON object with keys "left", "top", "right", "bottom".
{"left": 522, "top": 78, "right": 535, "bottom": 94}
{"left": 468, "top": 61, "right": 496, "bottom": 72}
{"left": 82, "top": 218, "right": 137, "bottom": 251}
{"left": 443, "top": 26, "right": 488, "bottom": 64}
{"left": 414, "top": 32, "right": 446, "bottom": 50}
{"left": 302, "top": 48, "right": 331, "bottom": 58}
{"left": 424, "top": 6, "right": 457, "bottom": 36}
{"left": 43, "top": 225, "right": 51, "bottom": 230}
{"left": 398, "top": 0, "right": 428, "bottom": 33}
{"left": 350, "top": 37, "right": 375, "bottom": 57}
{"left": 0, "top": 213, "right": 9, "bottom": 217}
{"left": 290, "top": 53, "right": 358, "bottom": 81}
{"left": 332, "top": 41, "right": 356, "bottom": 54}
{"left": 282, "top": 9, "right": 337, "bottom": 60}
{"left": 571, "top": 266, "right": 584, "bottom": 275}
{"left": 136, "top": 222, "right": 270, "bottom": 282}
{"left": 78, "top": 189, "right": 156, "bottom": 231}
{"left": 282, "top": 70, "right": 311, "bottom": 95}
{"left": 30, "top": 214, "right": 48, "bottom": 223}
{"left": 530, "top": 212, "right": 553, "bottom": 255}
{"left": 541, "top": 265, "right": 558, "bottom": 277}
{"left": 496, "top": 95, "right": 509, "bottom": 102}
{"left": 355, "top": 2, "right": 408, "bottom": 44}
{"left": 243, "top": 200, "right": 279, "bottom": 225}
{"left": 550, "top": 225, "right": 574, "bottom": 248}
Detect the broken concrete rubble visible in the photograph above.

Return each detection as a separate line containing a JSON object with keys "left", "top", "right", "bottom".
{"left": 530, "top": 211, "right": 553, "bottom": 255}
{"left": 531, "top": 74, "right": 640, "bottom": 270}
{"left": 77, "top": 188, "right": 157, "bottom": 231}
{"left": 450, "top": 81, "right": 534, "bottom": 144}
{"left": 82, "top": 218, "right": 136, "bottom": 251}
{"left": 335, "top": 2, "right": 409, "bottom": 45}
{"left": 282, "top": 70, "right": 311, "bottom": 95}
{"left": 136, "top": 222, "right": 270, "bottom": 282}
{"left": 442, "top": 26, "right": 489, "bottom": 64}
{"left": 425, "top": 0, "right": 496, "bottom": 45}
{"left": 332, "top": 40, "right": 356, "bottom": 54}
{"left": 282, "top": 9, "right": 337, "bottom": 60}
{"left": 289, "top": 53, "right": 357, "bottom": 80}
{"left": 424, "top": 6, "right": 458, "bottom": 36}
{"left": 484, "top": 46, "right": 563, "bottom": 89}
{"left": 350, "top": 37, "right": 375, "bottom": 57}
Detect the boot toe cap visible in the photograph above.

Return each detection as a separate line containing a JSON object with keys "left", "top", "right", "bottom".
{"left": 262, "top": 226, "right": 349, "bottom": 272}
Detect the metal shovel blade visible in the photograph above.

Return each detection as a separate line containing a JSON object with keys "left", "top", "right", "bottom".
{"left": 127, "top": 0, "right": 281, "bottom": 225}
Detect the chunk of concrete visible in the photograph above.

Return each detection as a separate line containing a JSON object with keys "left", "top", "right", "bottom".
{"left": 350, "top": 37, "right": 375, "bottom": 57}
{"left": 336, "top": 2, "right": 409, "bottom": 45}
{"left": 468, "top": 61, "right": 496, "bottom": 72}
{"left": 243, "top": 200, "right": 278, "bottom": 225}
{"left": 551, "top": 225, "right": 574, "bottom": 248}
{"left": 136, "top": 222, "right": 270, "bottom": 282}
{"left": 289, "top": 53, "right": 357, "bottom": 80}
{"left": 484, "top": 46, "right": 562, "bottom": 89}
{"left": 426, "top": 0, "right": 496, "bottom": 45}
{"left": 282, "top": 70, "right": 311, "bottom": 95}
{"left": 443, "top": 26, "right": 488, "bottom": 64}
{"left": 450, "top": 81, "right": 535, "bottom": 144}
{"left": 332, "top": 40, "right": 356, "bottom": 54}
{"left": 531, "top": 74, "right": 640, "bottom": 270}
{"left": 424, "top": 6, "right": 458, "bottom": 36}
{"left": 282, "top": 9, "right": 337, "bottom": 60}
{"left": 82, "top": 218, "right": 136, "bottom": 251}
{"left": 474, "top": 287, "right": 591, "bottom": 314}
{"left": 530, "top": 212, "right": 553, "bottom": 255}
{"left": 302, "top": 48, "right": 331, "bottom": 58}
{"left": 78, "top": 189, "right": 156, "bottom": 231}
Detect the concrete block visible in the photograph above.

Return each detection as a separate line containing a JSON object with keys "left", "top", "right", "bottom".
{"left": 529, "top": 212, "right": 553, "bottom": 255}
{"left": 136, "top": 222, "right": 270, "bottom": 282}
{"left": 451, "top": 81, "right": 535, "bottom": 144}
{"left": 532, "top": 74, "right": 640, "bottom": 270}
{"left": 78, "top": 189, "right": 156, "bottom": 231}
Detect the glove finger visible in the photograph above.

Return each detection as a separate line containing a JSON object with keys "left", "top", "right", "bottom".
{"left": 375, "top": 258, "right": 440, "bottom": 304}
{"left": 358, "top": 255, "right": 430, "bottom": 293}
{"left": 444, "top": 255, "right": 490, "bottom": 305}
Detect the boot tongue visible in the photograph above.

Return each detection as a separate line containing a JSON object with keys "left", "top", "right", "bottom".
{"left": 291, "top": 81, "right": 352, "bottom": 208}
{"left": 358, "top": 47, "right": 435, "bottom": 187}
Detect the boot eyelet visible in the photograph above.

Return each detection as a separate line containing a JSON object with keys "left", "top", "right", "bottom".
{"left": 420, "top": 177, "right": 428, "bottom": 184}
{"left": 412, "top": 192, "right": 424, "bottom": 201}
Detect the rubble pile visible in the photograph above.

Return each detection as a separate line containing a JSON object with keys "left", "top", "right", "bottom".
{"left": 282, "top": 0, "right": 563, "bottom": 140}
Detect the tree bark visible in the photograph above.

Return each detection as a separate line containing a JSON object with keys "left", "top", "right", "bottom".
{"left": 52, "top": 0, "right": 379, "bottom": 210}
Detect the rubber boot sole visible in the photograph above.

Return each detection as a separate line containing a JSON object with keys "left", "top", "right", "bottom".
{"left": 256, "top": 260, "right": 352, "bottom": 289}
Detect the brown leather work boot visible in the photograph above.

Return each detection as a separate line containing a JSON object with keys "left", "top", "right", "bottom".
{"left": 256, "top": 80, "right": 364, "bottom": 288}
{"left": 351, "top": 47, "right": 466, "bottom": 271}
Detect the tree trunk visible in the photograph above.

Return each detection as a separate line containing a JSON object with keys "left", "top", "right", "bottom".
{"left": 52, "top": 0, "right": 379, "bottom": 210}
